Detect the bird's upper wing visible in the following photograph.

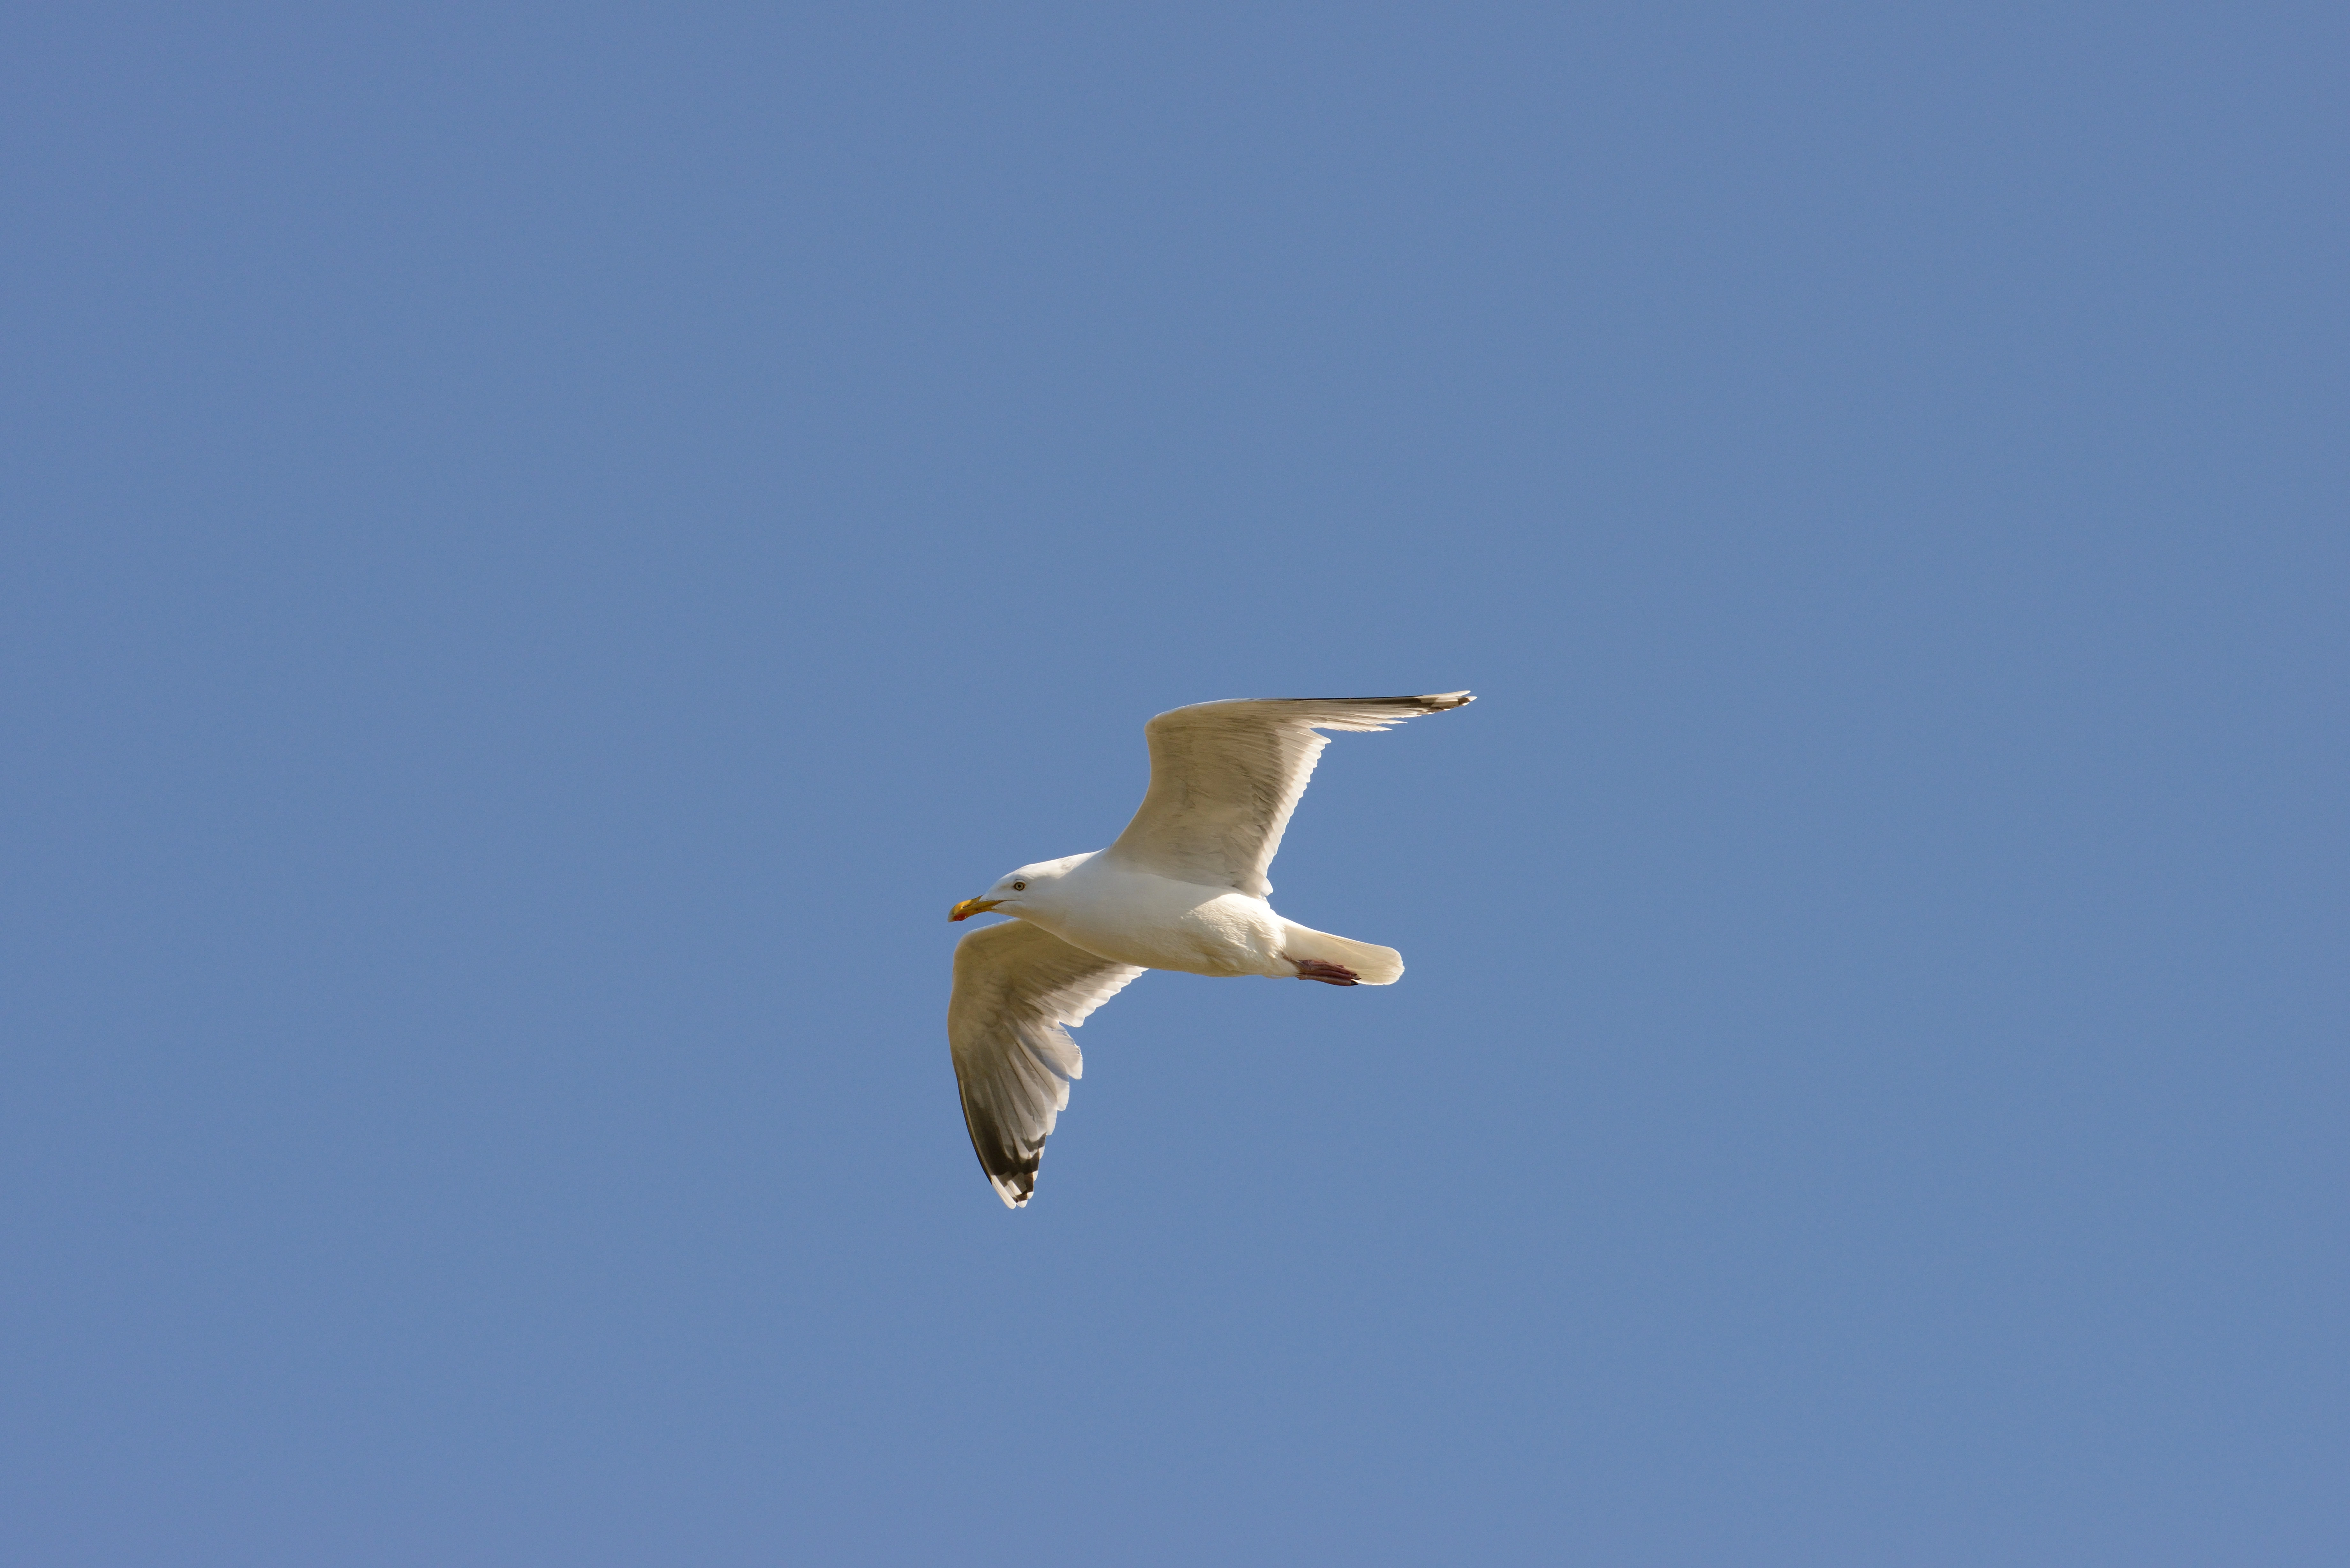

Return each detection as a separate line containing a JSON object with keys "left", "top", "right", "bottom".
{"left": 950, "top": 918, "right": 1147, "bottom": 1209}
{"left": 1103, "top": 693, "right": 1474, "bottom": 897}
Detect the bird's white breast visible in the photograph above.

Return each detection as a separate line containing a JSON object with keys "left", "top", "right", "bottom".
{"left": 1026, "top": 856, "right": 1288, "bottom": 978}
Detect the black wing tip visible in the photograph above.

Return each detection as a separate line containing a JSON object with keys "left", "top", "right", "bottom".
{"left": 1302, "top": 691, "right": 1475, "bottom": 712}
{"left": 1155, "top": 692, "right": 1475, "bottom": 724}
{"left": 958, "top": 1093, "right": 1042, "bottom": 1209}
{"left": 977, "top": 1152, "right": 1038, "bottom": 1209}
{"left": 984, "top": 1161, "right": 1036, "bottom": 1208}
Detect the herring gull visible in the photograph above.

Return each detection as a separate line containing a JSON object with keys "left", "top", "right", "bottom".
{"left": 946, "top": 692, "right": 1475, "bottom": 1207}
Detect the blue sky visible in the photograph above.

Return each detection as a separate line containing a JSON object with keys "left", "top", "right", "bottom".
{"left": 4, "top": 4, "right": 2344, "bottom": 1563}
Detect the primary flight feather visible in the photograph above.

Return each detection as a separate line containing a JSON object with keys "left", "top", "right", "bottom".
{"left": 946, "top": 692, "right": 1474, "bottom": 1208}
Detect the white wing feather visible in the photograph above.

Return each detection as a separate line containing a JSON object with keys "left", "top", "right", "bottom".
{"left": 949, "top": 920, "right": 1146, "bottom": 1208}
{"left": 1103, "top": 693, "right": 1474, "bottom": 897}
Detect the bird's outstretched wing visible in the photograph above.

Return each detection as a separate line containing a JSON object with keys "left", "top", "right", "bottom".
{"left": 950, "top": 919, "right": 1146, "bottom": 1209}
{"left": 1103, "top": 693, "right": 1474, "bottom": 897}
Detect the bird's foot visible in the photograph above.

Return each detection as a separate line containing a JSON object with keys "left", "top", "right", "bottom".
{"left": 1294, "top": 958, "right": 1360, "bottom": 986}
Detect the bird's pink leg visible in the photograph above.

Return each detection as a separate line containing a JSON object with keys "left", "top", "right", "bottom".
{"left": 1293, "top": 958, "right": 1360, "bottom": 986}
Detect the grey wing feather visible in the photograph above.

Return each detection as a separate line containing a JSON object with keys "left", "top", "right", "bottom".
{"left": 1103, "top": 692, "right": 1474, "bottom": 896}
{"left": 949, "top": 919, "right": 1146, "bottom": 1209}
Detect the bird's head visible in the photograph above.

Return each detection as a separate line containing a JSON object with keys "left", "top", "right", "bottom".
{"left": 948, "top": 854, "right": 1088, "bottom": 921}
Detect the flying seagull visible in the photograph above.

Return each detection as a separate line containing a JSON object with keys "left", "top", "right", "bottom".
{"left": 946, "top": 692, "right": 1475, "bottom": 1208}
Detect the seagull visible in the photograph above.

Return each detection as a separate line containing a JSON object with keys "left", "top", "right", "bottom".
{"left": 946, "top": 692, "right": 1475, "bottom": 1208}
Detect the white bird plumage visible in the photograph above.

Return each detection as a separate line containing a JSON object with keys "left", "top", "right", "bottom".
{"left": 947, "top": 692, "right": 1474, "bottom": 1208}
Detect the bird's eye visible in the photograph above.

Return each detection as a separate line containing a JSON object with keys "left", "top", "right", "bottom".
{"left": 1011, "top": 880, "right": 1027, "bottom": 891}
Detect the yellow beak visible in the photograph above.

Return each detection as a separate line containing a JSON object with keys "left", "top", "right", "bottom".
{"left": 948, "top": 897, "right": 1003, "bottom": 922}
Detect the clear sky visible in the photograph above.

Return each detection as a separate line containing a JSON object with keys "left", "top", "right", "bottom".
{"left": 5, "top": 4, "right": 2343, "bottom": 1564}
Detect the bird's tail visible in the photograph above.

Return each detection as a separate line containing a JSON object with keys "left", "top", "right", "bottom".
{"left": 1280, "top": 920, "right": 1405, "bottom": 985}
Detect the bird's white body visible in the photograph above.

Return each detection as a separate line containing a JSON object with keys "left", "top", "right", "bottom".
{"left": 1015, "top": 852, "right": 1285, "bottom": 976}
{"left": 1010, "top": 850, "right": 1402, "bottom": 983}
{"left": 945, "top": 691, "right": 1472, "bottom": 1206}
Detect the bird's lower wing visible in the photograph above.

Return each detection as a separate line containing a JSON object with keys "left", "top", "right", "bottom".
{"left": 1103, "top": 693, "right": 1474, "bottom": 897}
{"left": 949, "top": 920, "right": 1147, "bottom": 1208}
